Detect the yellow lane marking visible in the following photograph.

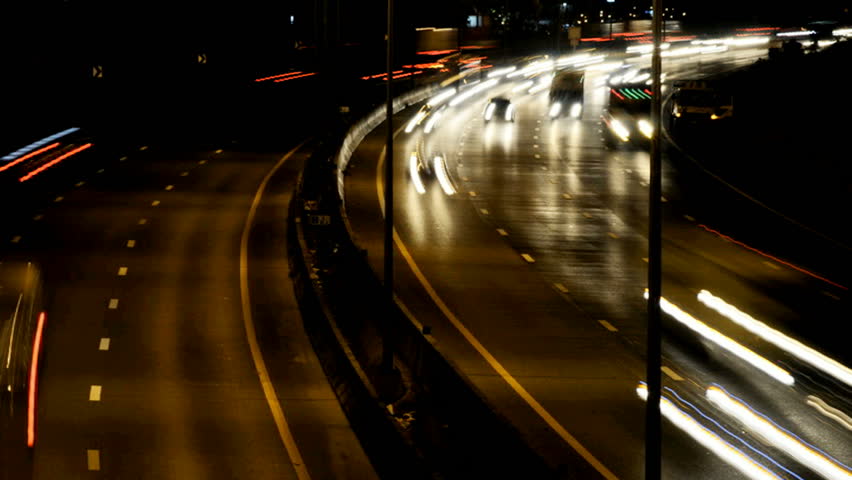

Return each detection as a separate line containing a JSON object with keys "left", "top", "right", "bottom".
{"left": 126, "top": 240, "right": 136, "bottom": 248}
{"left": 661, "top": 366, "right": 684, "bottom": 381}
{"left": 151, "top": 200, "right": 160, "bottom": 206}
{"left": 240, "top": 141, "right": 311, "bottom": 480}
{"left": 87, "top": 449, "right": 100, "bottom": 471}
{"left": 375, "top": 149, "right": 619, "bottom": 480}
{"left": 497, "top": 228, "right": 509, "bottom": 236}
{"left": 554, "top": 283, "right": 570, "bottom": 293}
{"left": 598, "top": 320, "right": 618, "bottom": 332}
{"left": 521, "top": 253, "right": 536, "bottom": 263}
{"left": 480, "top": 208, "right": 489, "bottom": 215}
{"left": 608, "top": 232, "right": 619, "bottom": 239}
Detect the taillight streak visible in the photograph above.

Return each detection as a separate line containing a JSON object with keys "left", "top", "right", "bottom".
{"left": 18, "top": 143, "right": 93, "bottom": 182}
{"left": 28, "top": 311, "right": 46, "bottom": 448}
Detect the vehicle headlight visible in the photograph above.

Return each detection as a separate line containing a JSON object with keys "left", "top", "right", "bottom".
{"left": 484, "top": 103, "right": 495, "bottom": 121}
{"left": 505, "top": 104, "right": 514, "bottom": 121}
{"left": 549, "top": 102, "right": 562, "bottom": 118}
{"left": 611, "top": 119, "right": 630, "bottom": 141}
{"left": 569, "top": 102, "right": 582, "bottom": 119}
{"left": 638, "top": 119, "right": 653, "bottom": 138}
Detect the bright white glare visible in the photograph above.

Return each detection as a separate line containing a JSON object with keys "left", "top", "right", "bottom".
{"left": 504, "top": 104, "right": 514, "bottom": 121}
{"left": 726, "top": 36, "right": 771, "bottom": 47}
{"left": 585, "top": 61, "right": 624, "bottom": 72}
{"left": 484, "top": 103, "right": 495, "bottom": 121}
{"left": 834, "top": 28, "right": 852, "bottom": 37}
{"left": 632, "top": 72, "right": 651, "bottom": 83}
{"left": 697, "top": 290, "right": 852, "bottom": 388}
{"left": 405, "top": 112, "right": 425, "bottom": 133}
{"left": 512, "top": 80, "right": 534, "bottom": 93}
{"left": 449, "top": 78, "right": 499, "bottom": 107}
{"left": 424, "top": 110, "right": 442, "bottom": 134}
{"left": 627, "top": 44, "right": 654, "bottom": 54}
{"left": 528, "top": 75, "right": 553, "bottom": 95}
{"left": 707, "top": 385, "right": 852, "bottom": 480}
{"left": 569, "top": 102, "right": 582, "bottom": 118}
{"left": 409, "top": 153, "right": 426, "bottom": 194}
{"left": 777, "top": 30, "right": 815, "bottom": 37}
{"left": 818, "top": 40, "right": 837, "bottom": 48}
{"left": 636, "top": 384, "right": 785, "bottom": 480}
{"left": 433, "top": 156, "right": 456, "bottom": 195}
{"left": 806, "top": 395, "right": 852, "bottom": 432}
{"left": 638, "top": 119, "right": 653, "bottom": 138}
{"left": 487, "top": 66, "right": 517, "bottom": 78}
{"left": 507, "top": 60, "right": 554, "bottom": 78}
{"left": 428, "top": 87, "right": 457, "bottom": 106}
{"left": 549, "top": 102, "right": 562, "bottom": 118}
{"left": 664, "top": 46, "right": 703, "bottom": 58}
{"left": 645, "top": 292, "right": 795, "bottom": 385}
{"left": 556, "top": 53, "right": 591, "bottom": 66}
{"left": 700, "top": 45, "right": 730, "bottom": 54}
{"left": 611, "top": 119, "right": 630, "bottom": 141}
{"left": 574, "top": 56, "right": 606, "bottom": 68}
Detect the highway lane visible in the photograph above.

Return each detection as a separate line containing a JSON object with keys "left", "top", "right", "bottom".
{"left": 0, "top": 136, "right": 377, "bottom": 479}
{"left": 343, "top": 51, "right": 851, "bottom": 478}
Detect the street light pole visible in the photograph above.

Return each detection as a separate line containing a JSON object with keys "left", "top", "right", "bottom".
{"left": 382, "top": 0, "right": 395, "bottom": 373}
{"left": 646, "top": 0, "right": 663, "bottom": 477}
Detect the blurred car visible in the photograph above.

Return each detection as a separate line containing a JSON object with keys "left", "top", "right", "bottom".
{"left": 548, "top": 70, "right": 584, "bottom": 119}
{"left": 601, "top": 84, "right": 654, "bottom": 148}
{"left": 671, "top": 81, "right": 733, "bottom": 125}
{"left": 483, "top": 97, "right": 516, "bottom": 122}
{"left": 1, "top": 261, "right": 45, "bottom": 475}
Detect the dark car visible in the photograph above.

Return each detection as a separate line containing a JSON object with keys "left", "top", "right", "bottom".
{"left": 483, "top": 97, "right": 516, "bottom": 122}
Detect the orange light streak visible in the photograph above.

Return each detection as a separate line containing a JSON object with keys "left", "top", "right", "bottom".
{"left": 28, "top": 312, "right": 46, "bottom": 448}
{"left": 697, "top": 224, "right": 848, "bottom": 290}
{"left": 272, "top": 72, "right": 318, "bottom": 82}
{"left": 0, "top": 142, "right": 61, "bottom": 173}
{"left": 19, "top": 143, "right": 93, "bottom": 182}
{"left": 254, "top": 71, "right": 303, "bottom": 82}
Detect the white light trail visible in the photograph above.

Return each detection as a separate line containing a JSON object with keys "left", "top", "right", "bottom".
{"left": 512, "top": 80, "right": 534, "bottom": 93}
{"left": 697, "top": 290, "right": 852, "bottom": 388}
{"left": 487, "top": 66, "right": 517, "bottom": 78}
{"left": 707, "top": 385, "right": 852, "bottom": 480}
{"left": 645, "top": 292, "right": 794, "bottom": 385}
{"left": 549, "top": 102, "right": 562, "bottom": 118}
{"left": 409, "top": 153, "right": 426, "bottom": 194}
{"left": 433, "top": 156, "right": 455, "bottom": 195}
{"left": 423, "top": 110, "right": 442, "bottom": 134}
{"left": 405, "top": 112, "right": 426, "bottom": 133}
{"left": 806, "top": 395, "right": 852, "bottom": 432}
{"left": 428, "top": 87, "right": 457, "bottom": 106}
{"left": 637, "top": 384, "right": 785, "bottom": 480}
{"left": 449, "top": 78, "right": 499, "bottom": 107}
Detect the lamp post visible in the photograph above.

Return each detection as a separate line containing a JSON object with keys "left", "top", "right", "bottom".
{"left": 382, "top": 0, "right": 395, "bottom": 373}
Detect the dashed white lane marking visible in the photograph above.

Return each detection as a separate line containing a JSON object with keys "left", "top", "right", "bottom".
{"left": 89, "top": 385, "right": 102, "bottom": 401}
{"left": 108, "top": 299, "right": 119, "bottom": 309}
{"left": 562, "top": 193, "right": 573, "bottom": 199}
{"left": 126, "top": 240, "right": 136, "bottom": 248}
{"left": 497, "top": 228, "right": 508, "bottom": 236}
{"left": 199, "top": 159, "right": 208, "bottom": 165}
{"left": 75, "top": 181, "right": 85, "bottom": 187}
{"left": 140, "top": 145, "right": 149, "bottom": 151}
{"left": 54, "top": 196, "right": 64, "bottom": 202}
{"left": 165, "top": 185, "right": 174, "bottom": 191}
{"left": 521, "top": 253, "right": 535, "bottom": 263}
{"left": 534, "top": 154, "right": 541, "bottom": 159}
{"left": 97, "top": 168, "right": 105, "bottom": 174}
{"left": 480, "top": 208, "right": 489, "bottom": 215}
{"left": 684, "top": 214, "right": 695, "bottom": 222}
{"left": 117, "top": 267, "right": 128, "bottom": 276}
{"left": 151, "top": 200, "right": 160, "bottom": 206}
{"left": 640, "top": 181, "right": 648, "bottom": 187}
{"left": 823, "top": 291, "right": 841, "bottom": 301}
{"left": 99, "top": 338, "right": 110, "bottom": 351}
{"left": 608, "top": 232, "right": 619, "bottom": 239}
{"left": 541, "top": 166, "right": 548, "bottom": 170}
{"left": 458, "top": 151, "right": 464, "bottom": 156}
{"left": 533, "top": 144, "right": 539, "bottom": 149}
{"left": 662, "top": 366, "right": 684, "bottom": 381}
{"left": 468, "top": 191, "right": 477, "bottom": 197}
{"left": 119, "top": 156, "right": 128, "bottom": 161}
{"left": 215, "top": 149, "right": 223, "bottom": 154}
{"left": 138, "top": 218, "right": 148, "bottom": 225}
{"left": 554, "top": 283, "right": 569, "bottom": 293}
{"left": 598, "top": 320, "right": 618, "bottom": 332}
{"left": 762, "top": 261, "right": 781, "bottom": 271}
{"left": 33, "top": 214, "right": 44, "bottom": 221}
{"left": 180, "top": 171, "right": 189, "bottom": 176}
{"left": 534, "top": 127, "right": 540, "bottom": 131}
{"left": 11, "top": 236, "right": 21, "bottom": 243}
{"left": 87, "top": 450, "right": 101, "bottom": 471}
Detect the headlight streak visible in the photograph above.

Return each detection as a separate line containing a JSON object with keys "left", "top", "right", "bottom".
{"left": 449, "top": 78, "right": 499, "bottom": 107}
{"left": 707, "top": 385, "right": 852, "bottom": 480}
{"left": 424, "top": 110, "right": 443, "bottom": 134}
{"left": 644, "top": 292, "right": 795, "bottom": 386}
{"left": 512, "top": 80, "right": 534, "bottom": 93}
{"left": 549, "top": 102, "right": 562, "bottom": 118}
{"left": 2, "top": 127, "right": 79, "bottom": 162}
{"left": 433, "top": 156, "right": 456, "bottom": 195}
{"left": 665, "top": 386, "right": 806, "bottom": 480}
{"left": 507, "top": 60, "right": 554, "bottom": 78}
{"left": 487, "top": 66, "right": 517, "bottom": 78}
{"left": 697, "top": 290, "right": 852, "bottom": 388}
{"left": 504, "top": 104, "right": 514, "bottom": 122}
{"left": 611, "top": 119, "right": 631, "bottom": 141}
{"left": 484, "top": 103, "right": 496, "bottom": 121}
{"left": 805, "top": 395, "right": 852, "bottom": 432}
{"left": 405, "top": 112, "right": 426, "bottom": 133}
{"left": 409, "top": 153, "right": 426, "bottom": 194}
{"left": 428, "top": 87, "right": 458, "bottom": 105}
{"left": 638, "top": 119, "right": 653, "bottom": 138}
{"left": 569, "top": 102, "right": 582, "bottom": 118}
{"left": 636, "top": 383, "right": 786, "bottom": 480}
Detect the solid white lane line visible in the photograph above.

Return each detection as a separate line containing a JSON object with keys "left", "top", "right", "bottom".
{"left": 138, "top": 218, "right": 147, "bottom": 225}
{"left": 87, "top": 450, "right": 100, "bottom": 471}
{"left": 598, "top": 320, "right": 618, "bottom": 332}
{"left": 661, "top": 366, "right": 684, "bottom": 381}
{"left": 151, "top": 200, "right": 160, "bottom": 206}
{"left": 240, "top": 142, "right": 312, "bottom": 480}
{"left": 99, "top": 338, "right": 110, "bottom": 351}
{"left": 117, "top": 267, "right": 128, "bottom": 276}
{"left": 11, "top": 236, "right": 21, "bottom": 243}
{"left": 89, "top": 385, "right": 102, "bottom": 401}
{"left": 108, "top": 299, "right": 119, "bottom": 309}
{"left": 54, "top": 196, "right": 64, "bottom": 202}
{"left": 521, "top": 253, "right": 535, "bottom": 263}
{"left": 165, "top": 185, "right": 174, "bottom": 191}
{"left": 497, "top": 228, "right": 508, "bottom": 236}
{"left": 126, "top": 240, "right": 136, "bottom": 248}
{"left": 554, "top": 283, "right": 569, "bottom": 293}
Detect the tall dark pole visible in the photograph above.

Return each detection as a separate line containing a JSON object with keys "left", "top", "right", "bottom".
{"left": 645, "top": 0, "right": 663, "bottom": 477}
{"left": 382, "top": 0, "right": 395, "bottom": 373}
